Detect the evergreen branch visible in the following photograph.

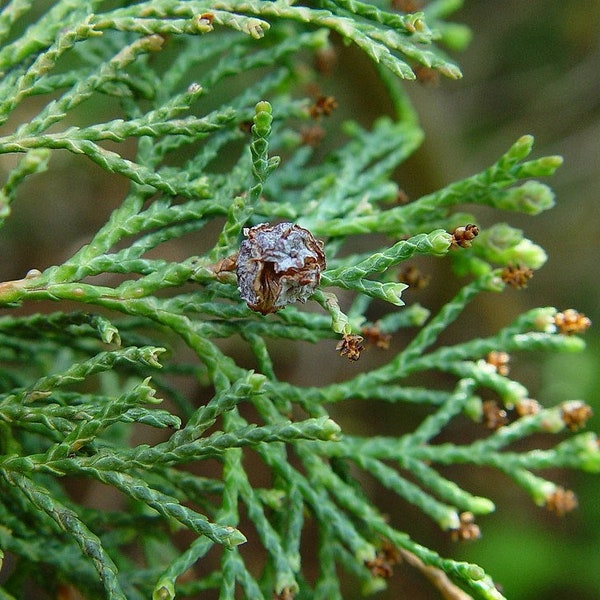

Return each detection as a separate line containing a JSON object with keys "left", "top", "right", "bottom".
{"left": 0, "top": 149, "right": 50, "bottom": 224}
{"left": 9, "top": 346, "right": 164, "bottom": 404}
{"left": 153, "top": 538, "right": 214, "bottom": 600}
{"left": 323, "top": 229, "right": 451, "bottom": 283}
{"left": 357, "top": 454, "right": 461, "bottom": 530}
{"left": 1, "top": 471, "right": 126, "bottom": 600}
{"left": 90, "top": 470, "right": 247, "bottom": 548}
{"left": 0, "top": 3, "right": 593, "bottom": 597}
{"left": 315, "top": 136, "right": 561, "bottom": 236}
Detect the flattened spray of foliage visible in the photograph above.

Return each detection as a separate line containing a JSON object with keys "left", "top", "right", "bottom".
{"left": 0, "top": 2, "right": 595, "bottom": 599}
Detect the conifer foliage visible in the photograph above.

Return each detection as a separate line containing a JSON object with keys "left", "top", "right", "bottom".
{"left": 0, "top": 2, "right": 595, "bottom": 599}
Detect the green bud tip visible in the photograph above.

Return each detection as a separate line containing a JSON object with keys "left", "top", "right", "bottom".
{"left": 438, "top": 63, "right": 463, "bottom": 80}
{"left": 536, "top": 408, "right": 563, "bottom": 433}
{"left": 356, "top": 545, "right": 377, "bottom": 565}
{"left": 143, "top": 387, "right": 162, "bottom": 406}
{"left": 22, "top": 148, "right": 51, "bottom": 169}
{"left": 193, "top": 14, "right": 214, "bottom": 33}
{"left": 255, "top": 100, "right": 272, "bottom": 116}
{"left": 572, "top": 432, "right": 600, "bottom": 473}
{"left": 385, "top": 285, "right": 406, "bottom": 306}
{"left": 248, "top": 372, "right": 267, "bottom": 392}
{"left": 145, "top": 348, "right": 166, "bottom": 368}
{"left": 224, "top": 526, "right": 247, "bottom": 547}
{"left": 465, "top": 563, "right": 485, "bottom": 581}
{"left": 464, "top": 396, "right": 483, "bottom": 421}
{"left": 322, "top": 418, "right": 342, "bottom": 440}
{"left": 407, "top": 14, "right": 427, "bottom": 33}
{"left": 440, "top": 510, "right": 460, "bottom": 530}
{"left": 275, "top": 581, "right": 299, "bottom": 598}
{"left": 253, "top": 101, "right": 273, "bottom": 135}
{"left": 532, "top": 480, "right": 557, "bottom": 506}
{"left": 146, "top": 34, "right": 165, "bottom": 52}
{"left": 152, "top": 584, "right": 174, "bottom": 600}
{"left": 503, "top": 181, "right": 555, "bottom": 215}
{"left": 532, "top": 307, "right": 557, "bottom": 332}
{"left": 540, "top": 155, "right": 563, "bottom": 170}
{"left": 512, "top": 239, "right": 547, "bottom": 269}
{"left": 430, "top": 229, "right": 453, "bottom": 255}
{"left": 511, "top": 135, "right": 535, "bottom": 160}
{"left": 482, "top": 271, "right": 505, "bottom": 293}
{"left": 409, "top": 305, "right": 430, "bottom": 326}
{"left": 470, "top": 496, "right": 496, "bottom": 515}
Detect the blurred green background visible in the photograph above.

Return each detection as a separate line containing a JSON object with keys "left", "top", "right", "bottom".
{"left": 0, "top": 1, "right": 598, "bottom": 598}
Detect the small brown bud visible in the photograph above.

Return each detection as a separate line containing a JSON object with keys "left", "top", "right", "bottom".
{"left": 554, "top": 309, "right": 592, "bottom": 335}
{"left": 501, "top": 263, "right": 534, "bottom": 289}
{"left": 486, "top": 351, "right": 510, "bottom": 376}
{"left": 413, "top": 65, "right": 440, "bottom": 86}
{"left": 560, "top": 400, "right": 593, "bottom": 431}
{"left": 336, "top": 334, "right": 364, "bottom": 361}
{"left": 361, "top": 323, "right": 391, "bottom": 350}
{"left": 365, "top": 555, "right": 394, "bottom": 579}
{"left": 364, "top": 540, "right": 401, "bottom": 579}
{"left": 545, "top": 487, "right": 578, "bottom": 517}
{"left": 395, "top": 189, "right": 410, "bottom": 205}
{"left": 482, "top": 399, "right": 508, "bottom": 430}
{"left": 237, "top": 222, "right": 326, "bottom": 314}
{"left": 397, "top": 265, "right": 430, "bottom": 290}
{"left": 314, "top": 46, "right": 337, "bottom": 75}
{"left": 308, "top": 95, "right": 338, "bottom": 119}
{"left": 514, "top": 398, "right": 541, "bottom": 418}
{"left": 299, "top": 124, "right": 325, "bottom": 147}
{"left": 450, "top": 224, "right": 479, "bottom": 248}
{"left": 450, "top": 512, "right": 481, "bottom": 542}
{"left": 213, "top": 254, "right": 238, "bottom": 280}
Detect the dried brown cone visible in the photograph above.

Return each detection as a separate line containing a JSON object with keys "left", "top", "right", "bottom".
{"left": 314, "top": 46, "right": 337, "bottom": 75}
{"left": 395, "top": 188, "right": 410, "bottom": 205}
{"left": 237, "top": 222, "right": 325, "bottom": 314}
{"left": 213, "top": 253, "right": 238, "bottom": 280}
